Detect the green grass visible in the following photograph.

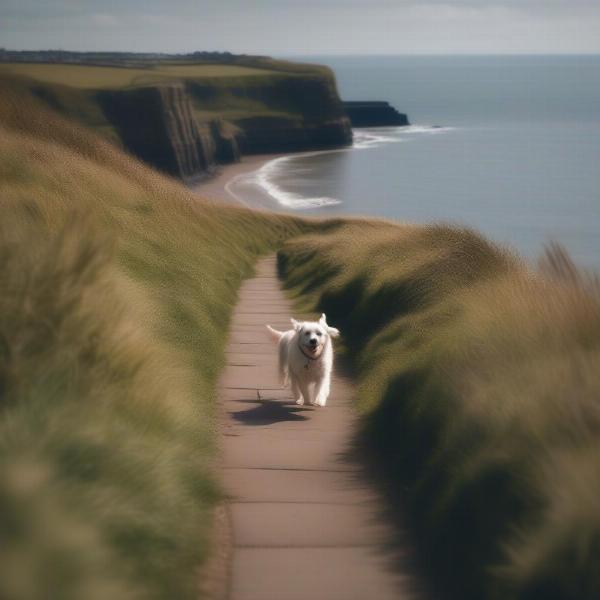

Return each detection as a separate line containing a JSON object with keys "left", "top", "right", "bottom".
{"left": 278, "top": 222, "right": 600, "bottom": 600}
{"left": 0, "top": 84, "right": 305, "bottom": 599}
{"left": 158, "top": 63, "right": 278, "bottom": 79}
{"left": 0, "top": 58, "right": 335, "bottom": 149}
{"left": 0, "top": 62, "right": 277, "bottom": 89}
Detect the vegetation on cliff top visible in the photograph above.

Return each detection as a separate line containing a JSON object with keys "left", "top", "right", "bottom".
{"left": 0, "top": 62, "right": 283, "bottom": 89}
{"left": 278, "top": 223, "right": 600, "bottom": 600}
{"left": 0, "top": 63, "right": 308, "bottom": 139}
{"left": 0, "top": 56, "right": 350, "bottom": 179}
{"left": 0, "top": 85, "right": 304, "bottom": 599}
{"left": 0, "top": 49, "right": 333, "bottom": 77}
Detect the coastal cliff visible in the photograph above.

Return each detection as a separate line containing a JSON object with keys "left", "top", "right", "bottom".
{"left": 97, "top": 73, "right": 352, "bottom": 179}
{"left": 1, "top": 56, "right": 412, "bottom": 182}
{"left": 0, "top": 57, "right": 352, "bottom": 180}
{"left": 213, "top": 76, "right": 353, "bottom": 153}
{"left": 343, "top": 101, "right": 409, "bottom": 127}
{"left": 97, "top": 73, "right": 352, "bottom": 178}
{"left": 98, "top": 84, "right": 239, "bottom": 181}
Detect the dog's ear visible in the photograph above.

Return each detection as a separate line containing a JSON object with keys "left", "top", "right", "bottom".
{"left": 290, "top": 318, "right": 301, "bottom": 331}
{"left": 320, "top": 314, "right": 339, "bottom": 337}
{"left": 327, "top": 326, "right": 340, "bottom": 338}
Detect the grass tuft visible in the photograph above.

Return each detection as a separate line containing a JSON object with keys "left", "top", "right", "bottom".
{"left": 0, "top": 85, "right": 303, "bottom": 598}
{"left": 279, "top": 221, "right": 600, "bottom": 600}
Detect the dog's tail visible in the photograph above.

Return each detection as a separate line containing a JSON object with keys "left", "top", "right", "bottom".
{"left": 265, "top": 325, "right": 289, "bottom": 386}
{"left": 265, "top": 325, "right": 284, "bottom": 342}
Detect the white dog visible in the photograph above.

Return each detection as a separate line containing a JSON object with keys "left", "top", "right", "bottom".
{"left": 266, "top": 314, "right": 340, "bottom": 407}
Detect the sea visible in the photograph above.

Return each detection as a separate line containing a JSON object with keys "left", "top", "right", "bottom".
{"left": 227, "top": 55, "right": 600, "bottom": 268}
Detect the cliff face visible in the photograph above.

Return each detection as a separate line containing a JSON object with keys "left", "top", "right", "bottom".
{"left": 343, "top": 101, "right": 409, "bottom": 127}
{"left": 7, "top": 59, "right": 353, "bottom": 181}
{"left": 96, "top": 73, "right": 351, "bottom": 180}
{"left": 98, "top": 84, "right": 239, "bottom": 181}
{"left": 223, "top": 77, "right": 353, "bottom": 153}
{"left": 235, "top": 115, "right": 351, "bottom": 154}
{"left": 185, "top": 75, "right": 352, "bottom": 155}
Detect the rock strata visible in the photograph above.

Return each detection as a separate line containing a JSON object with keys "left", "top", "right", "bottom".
{"left": 98, "top": 74, "right": 352, "bottom": 180}
{"left": 98, "top": 84, "right": 213, "bottom": 180}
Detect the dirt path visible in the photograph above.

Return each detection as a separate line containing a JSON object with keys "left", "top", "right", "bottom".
{"left": 218, "top": 255, "right": 419, "bottom": 600}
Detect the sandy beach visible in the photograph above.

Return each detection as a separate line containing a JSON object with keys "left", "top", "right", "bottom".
{"left": 191, "top": 153, "right": 282, "bottom": 206}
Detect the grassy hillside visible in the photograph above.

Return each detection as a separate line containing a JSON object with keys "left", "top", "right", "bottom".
{"left": 0, "top": 58, "right": 339, "bottom": 134}
{"left": 278, "top": 223, "right": 600, "bottom": 600}
{"left": 0, "top": 62, "right": 279, "bottom": 88}
{"left": 0, "top": 85, "right": 304, "bottom": 599}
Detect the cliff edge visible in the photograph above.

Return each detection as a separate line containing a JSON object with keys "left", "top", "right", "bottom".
{"left": 0, "top": 58, "right": 352, "bottom": 181}
{"left": 343, "top": 101, "right": 409, "bottom": 127}
{"left": 98, "top": 84, "right": 239, "bottom": 182}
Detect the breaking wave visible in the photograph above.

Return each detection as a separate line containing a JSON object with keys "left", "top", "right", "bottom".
{"left": 226, "top": 125, "right": 454, "bottom": 210}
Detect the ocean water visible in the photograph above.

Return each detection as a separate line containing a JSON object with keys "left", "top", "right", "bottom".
{"left": 228, "top": 55, "right": 600, "bottom": 268}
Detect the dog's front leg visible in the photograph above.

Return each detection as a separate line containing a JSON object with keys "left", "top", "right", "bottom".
{"left": 298, "top": 380, "right": 313, "bottom": 406}
{"left": 291, "top": 377, "right": 304, "bottom": 406}
{"left": 315, "top": 375, "right": 331, "bottom": 407}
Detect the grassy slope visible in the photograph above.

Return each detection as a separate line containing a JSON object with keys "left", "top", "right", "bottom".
{"left": 0, "top": 86, "right": 304, "bottom": 599}
{"left": 0, "top": 62, "right": 278, "bottom": 88}
{"left": 278, "top": 222, "right": 600, "bottom": 600}
{"left": 0, "top": 59, "right": 335, "bottom": 135}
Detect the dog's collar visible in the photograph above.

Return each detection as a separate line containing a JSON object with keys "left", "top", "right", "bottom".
{"left": 298, "top": 342, "right": 321, "bottom": 362}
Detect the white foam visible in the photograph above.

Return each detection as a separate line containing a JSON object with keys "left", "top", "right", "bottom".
{"left": 228, "top": 154, "right": 342, "bottom": 209}
{"left": 352, "top": 124, "right": 455, "bottom": 149}
{"left": 403, "top": 125, "right": 456, "bottom": 134}
{"left": 353, "top": 125, "right": 455, "bottom": 149}
{"left": 255, "top": 156, "right": 341, "bottom": 208}
{"left": 353, "top": 130, "right": 405, "bottom": 149}
{"left": 226, "top": 124, "right": 455, "bottom": 210}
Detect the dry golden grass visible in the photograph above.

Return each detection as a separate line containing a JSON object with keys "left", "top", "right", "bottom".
{"left": 0, "top": 86, "right": 304, "bottom": 599}
{"left": 279, "top": 222, "right": 600, "bottom": 600}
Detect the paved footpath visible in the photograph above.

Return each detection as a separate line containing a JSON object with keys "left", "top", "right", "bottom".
{"left": 218, "top": 255, "right": 419, "bottom": 600}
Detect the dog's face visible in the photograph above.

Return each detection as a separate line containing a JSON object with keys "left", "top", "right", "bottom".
{"left": 292, "top": 314, "right": 340, "bottom": 358}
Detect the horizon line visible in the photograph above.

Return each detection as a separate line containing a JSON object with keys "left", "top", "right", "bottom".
{"left": 2, "top": 48, "right": 600, "bottom": 58}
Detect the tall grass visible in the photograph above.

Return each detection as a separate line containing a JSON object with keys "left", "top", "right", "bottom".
{"left": 278, "top": 222, "right": 600, "bottom": 600}
{"left": 0, "top": 87, "right": 303, "bottom": 599}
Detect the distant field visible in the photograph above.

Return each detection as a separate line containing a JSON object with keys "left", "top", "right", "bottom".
{"left": 0, "top": 62, "right": 275, "bottom": 89}
{"left": 159, "top": 63, "right": 275, "bottom": 78}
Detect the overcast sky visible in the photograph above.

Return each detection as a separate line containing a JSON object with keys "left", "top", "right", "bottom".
{"left": 2, "top": 0, "right": 600, "bottom": 55}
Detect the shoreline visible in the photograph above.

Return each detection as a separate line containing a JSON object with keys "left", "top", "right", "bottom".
{"left": 190, "top": 140, "right": 357, "bottom": 210}
{"left": 190, "top": 153, "right": 284, "bottom": 207}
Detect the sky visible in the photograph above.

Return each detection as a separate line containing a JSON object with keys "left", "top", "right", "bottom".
{"left": 2, "top": 0, "right": 600, "bottom": 55}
